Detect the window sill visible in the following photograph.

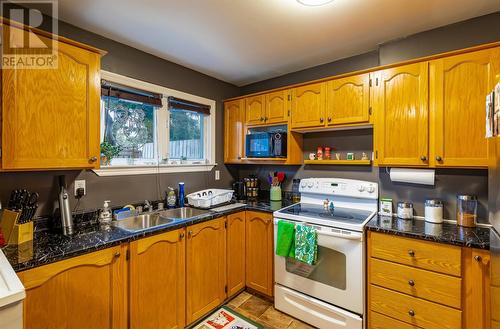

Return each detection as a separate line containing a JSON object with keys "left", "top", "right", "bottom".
{"left": 92, "top": 163, "right": 216, "bottom": 177}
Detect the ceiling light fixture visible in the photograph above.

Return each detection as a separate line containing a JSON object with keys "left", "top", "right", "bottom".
{"left": 296, "top": 0, "right": 334, "bottom": 6}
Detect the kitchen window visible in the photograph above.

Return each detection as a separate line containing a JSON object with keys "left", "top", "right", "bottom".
{"left": 95, "top": 71, "right": 216, "bottom": 176}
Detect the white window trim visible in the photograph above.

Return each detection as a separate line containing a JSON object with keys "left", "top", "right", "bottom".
{"left": 93, "top": 70, "right": 217, "bottom": 177}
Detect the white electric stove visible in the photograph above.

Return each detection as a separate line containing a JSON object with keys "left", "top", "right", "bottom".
{"left": 273, "top": 178, "right": 378, "bottom": 329}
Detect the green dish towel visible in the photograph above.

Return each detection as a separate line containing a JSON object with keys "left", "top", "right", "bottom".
{"left": 295, "top": 224, "right": 317, "bottom": 265}
{"left": 275, "top": 220, "right": 295, "bottom": 258}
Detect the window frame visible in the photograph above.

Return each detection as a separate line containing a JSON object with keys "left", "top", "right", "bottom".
{"left": 94, "top": 70, "right": 216, "bottom": 176}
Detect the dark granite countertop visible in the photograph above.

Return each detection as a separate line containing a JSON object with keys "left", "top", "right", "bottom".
{"left": 366, "top": 215, "right": 491, "bottom": 250}
{"left": 2, "top": 199, "right": 294, "bottom": 272}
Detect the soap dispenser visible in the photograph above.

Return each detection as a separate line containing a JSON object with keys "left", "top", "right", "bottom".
{"left": 99, "top": 200, "right": 113, "bottom": 224}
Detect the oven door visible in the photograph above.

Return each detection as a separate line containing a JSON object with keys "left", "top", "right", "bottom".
{"left": 274, "top": 218, "right": 364, "bottom": 315}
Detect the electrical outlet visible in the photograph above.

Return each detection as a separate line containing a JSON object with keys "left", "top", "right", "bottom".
{"left": 74, "top": 180, "right": 86, "bottom": 196}
{"left": 215, "top": 170, "right": 220, "bottom": 181}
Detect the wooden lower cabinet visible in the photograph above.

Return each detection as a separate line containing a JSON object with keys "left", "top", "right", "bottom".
{"left": 245, "top": 211, "right": 274, "bottom": 297}
{"left": 227, "top": 212, "right": 246, "bottom": 298}
{"left": 129, "top": 228, "right": 186, "bottom": 329}
{"left": 186, "top": 217, "right": 227, "bottom": 324}
{"left": 18, "top": 246, "right": 126, "bottom": 329}
{"left": 368, "top": 231, "right": 491, "bottom": 329}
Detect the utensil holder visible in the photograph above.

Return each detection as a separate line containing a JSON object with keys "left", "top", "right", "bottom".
{"left": 270, "top": 185, "right": 282, "bottom": 201}
{"left": 0, "top": 209, "right": 34, "bottom": 245}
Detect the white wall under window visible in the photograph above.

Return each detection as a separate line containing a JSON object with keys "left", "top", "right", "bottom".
{"left": 94, "top": 70, "right": 217, "bottom": 176}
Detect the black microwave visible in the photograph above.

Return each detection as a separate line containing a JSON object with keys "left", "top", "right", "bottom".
{"left": 246, "top": 131, "right": 287, "bottom": 158}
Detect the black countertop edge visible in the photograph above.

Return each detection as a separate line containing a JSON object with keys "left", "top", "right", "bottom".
{"left": 366, "top": 215, "right": 491, "bottom": 250}
{"left": 3, "top": 199, "right": 293, "bottom": 272}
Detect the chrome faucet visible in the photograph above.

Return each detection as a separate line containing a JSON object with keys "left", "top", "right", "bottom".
{"left": 144, "top": 200, "right": 153, "bottom": 212}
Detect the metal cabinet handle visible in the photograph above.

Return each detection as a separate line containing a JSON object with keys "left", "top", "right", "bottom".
{"left": 327, "top": 117, "right": 332, "bottom": 122}
{"left": 188, "top": 230, "right": 193, "bottom": 238}
{"left": 408, "top": 249, "right": 415, "bottom": 257}
{"left": 408, "top": 310, "right": 415, "bottom": 317}
{"left": 420, "top": 155, "right": 427, "bottom": 161}
{"left": 179, "top": 232, "right": 185, "bottom": 240}
{"left": 264, "top": 117, "right": 268, "bottom": 121}
{"left": 114, "top": 252, "right": 121, "bottom": 258}
{"left": 319, "top": 117, "right": 324, "bottom": 123}
{"left": 89, "top": 156, "right": 98, "bottom": 162}
{"left": 474, "top": 255, "right": 482, "bottom": 262}
{"left": 435, "top": 156, "right": 442, "bottom": 161}
{"left": 408, "top": 279, "right": 415, "bottom": 286}
{"left": 260, "top": 117, "right": 264, "bottom": 121}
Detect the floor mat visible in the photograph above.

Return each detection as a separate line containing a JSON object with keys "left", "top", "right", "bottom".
{"left": 192, "top": 306, "right": 264, "bottom": 329}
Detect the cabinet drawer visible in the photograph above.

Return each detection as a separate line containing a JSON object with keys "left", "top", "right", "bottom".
{"left": 369, "top": 232, "right": 461, "bottom": 276}
{"left": 369, "top": 311, "right": 419, "bottom": 329}
{"left": 370, "top": 258, "right": 461, "bottom": 308}
{"left": 370, "top": 285, "right": 462, "bottom": 329}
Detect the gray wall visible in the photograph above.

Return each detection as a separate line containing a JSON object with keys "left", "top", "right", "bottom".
{"left": 233, "top": 12, "right": 500, "bottom": 223}
{"left": 0, "top": 17, "right": 240, "bottom": 216}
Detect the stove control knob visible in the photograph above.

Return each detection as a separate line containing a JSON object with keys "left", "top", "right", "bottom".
{"left": 300, "top": 181, "right": 307, "bottom": 188}
{"left": 358, "top": 185, "right": 365, "bottom": 192}
{"left": 307, "top": 181, "right": 314, "bottom": 188}
{"left": 366, "top": 185, "right": 375, "bottom": 193}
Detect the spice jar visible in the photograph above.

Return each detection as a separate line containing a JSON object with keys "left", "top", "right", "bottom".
{"left": 456, "top": 194, "right": 477, "bottom": 227}
{"left": 397, "top": 201, "right": 414, "bottom": 220}
{"left": 292, "top": 179, "right": 301, "bottom": 203}
{"left": 324, "top": 147, "right": 331, "bottom": 160}
{"left": 317, "top": 147, "right": 323, "bottom": 160}
{"left": 424, "top": 199, "right": 443, "bottom": 223}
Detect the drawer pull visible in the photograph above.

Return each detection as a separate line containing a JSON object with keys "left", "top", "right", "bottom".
{"left": 408, "top": 279, "right": 415, "bottom": 286}
{"left": 114, "top": 252, "right": 121, "bottom": 258}
{"left": 408, "top": 249, "right": 415, "bottom": 257}
{"left": 408, "top": 310, "right": 415, "bottom": 317}
{"left": 474, "top": 255, "right": 482, "bottom": 262}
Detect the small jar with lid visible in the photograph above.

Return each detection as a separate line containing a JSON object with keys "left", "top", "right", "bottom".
{"left": 424, "top": 199, "right": 443, "bottom": 224}
{"left": 397, "top": 201, "right": 413, "bottom": 220}
{"left": 456, "top": 194, "right": 477, "bottom": 227}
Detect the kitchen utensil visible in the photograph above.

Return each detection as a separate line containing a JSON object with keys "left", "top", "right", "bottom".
{"left": 58, "top": 175, "right": 74, "bottom": 235}
{"left": 425, "top": 199, "right": 443, "bottom": 223}
{"left": 457, "top": 194, "right": 477, "bottom": 227}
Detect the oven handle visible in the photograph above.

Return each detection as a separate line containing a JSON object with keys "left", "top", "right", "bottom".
{"left": 274, "top": 218, "right": 363, "bottom": 241}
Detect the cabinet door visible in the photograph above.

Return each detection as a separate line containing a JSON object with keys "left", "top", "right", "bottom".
{"left": 327, "top": 73, "right": 370, "bottom": 125}
{"left": 464, "top": 248, "right": 491, "bottom": 329}
{"left": 265, "top": 90, "right": 289, "bottom": 124}
{"left": 18, "top": 246, "right": 126, "bottom": 329}
{"left": 227, "top": 212, "right": 246, "bottom": 298}
{"left": 291, "top": 82, "right": 326, "bottom": 129}
{"left": 224, "top": 99, "right": 245, "bottom": 162}
{"left": 375, "top": 62, "right": 429, "bottom": 166}
{"left": 2, "top": 27, "right": 101, "bottom": 170}
{"left": 430, "top": 48, "right": 498, "bottom": 167}
{"left": 129, "top": 229, "right": 185, "bottom": 329}
{"left": 186, "top": 217, "right": 226, "bottom": 324}
{"left": 245, "top": 211, "right": 274, "bottom": 297}
{"left": 245, "top": 95, "right": 265, "bottom": 125}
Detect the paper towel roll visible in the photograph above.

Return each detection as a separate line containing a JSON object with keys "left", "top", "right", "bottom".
{"left": 389, "top": 168, "right": 435, "bottom": 185}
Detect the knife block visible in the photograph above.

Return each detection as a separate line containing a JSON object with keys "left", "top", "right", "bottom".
{"left": 0, "top": 209, "right": 33, "bottom": 245}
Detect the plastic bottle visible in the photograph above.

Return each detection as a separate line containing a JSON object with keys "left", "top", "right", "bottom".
{"left": 99, "top": 200, "right": 113, "bottom": 224}
{"left": 167, "top": 187, "right": 177, "bottom": 208}
{"left": 179, "top": 182, "right": 185, "bottom": 208}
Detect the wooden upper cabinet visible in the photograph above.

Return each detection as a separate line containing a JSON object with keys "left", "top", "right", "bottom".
{"left": 186, "top": 217, "right": 226, "bottom": 324}
{"left": 18, "top": 246, "right": 126, "bottom": 329}
{"left": 430, "top": 48, "right": 499, "bottom": 168}
{"left": 327, "top": 73, "right": 370, "bottom": 125}
{"left": 129, "top": 229, "right": 185, "bottom": 329}
{"left": 245, "top": 211, "right": 274, "bottom": 297}
{"left": 245, "top": 95, "right": 265, "bottom": 125}
{"left": 265, "top": 90, "right": 289, "bottom": 124}
{"left": 291, "top": 82, "right": 326, "bottom": 129}
{"left": 375, "top": 62, "right": 429, "bottom": 166}
{"left": 1, "top": 26, "right": 102, "bottom": 170}
{"left": 226, "top": 212, "right": 246, "bottom": 298}
{"left": 224, "top": 99, "right": 245, "bottom": 162}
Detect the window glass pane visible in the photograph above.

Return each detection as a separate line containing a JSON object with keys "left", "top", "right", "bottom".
{"left": 169, "top": 109, "right": 204, "bottom": 160}
{"left": 102, "top": 95, "right": 157, "bottom": 166}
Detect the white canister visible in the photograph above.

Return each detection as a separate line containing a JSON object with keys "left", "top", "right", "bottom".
{"left": 397, "top": 201, "right": 413, "bottom": 220}
{"left": 425, "top": 199, "right": 444, "bottom": 223}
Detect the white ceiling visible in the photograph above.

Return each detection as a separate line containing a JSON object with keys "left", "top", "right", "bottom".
{"left": 55, "top": 0, "right": 500, "bottom": 86}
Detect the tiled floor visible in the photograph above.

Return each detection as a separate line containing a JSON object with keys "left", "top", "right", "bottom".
{"left": 225, "top": 291, "right": 316, "bottom": 329}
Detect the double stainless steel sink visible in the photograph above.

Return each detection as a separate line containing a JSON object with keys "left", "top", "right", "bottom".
{"left": 112, "top": 207, "right": 210, "bottom": 232}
